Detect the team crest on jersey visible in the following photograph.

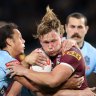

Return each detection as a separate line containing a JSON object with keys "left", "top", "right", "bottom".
{"left": 64, "top": 51, "right": 81, "bottom": 60}
{"left": 56, "top": 54, "right": 61, "bottom": 65}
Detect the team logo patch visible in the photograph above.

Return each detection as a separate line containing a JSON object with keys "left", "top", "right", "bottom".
{"left": 65, "top": 51, "right": 81, "bottom": 60}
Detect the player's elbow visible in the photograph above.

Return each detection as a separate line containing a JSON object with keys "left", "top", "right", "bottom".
{"left": 46, "top": 79, "right": 61, "bottom": 88}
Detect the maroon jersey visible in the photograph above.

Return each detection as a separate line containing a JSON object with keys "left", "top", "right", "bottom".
{"left": 40, "top": 46, "right": 88, "bottom": 95}
{"left": 51, "top": 46, "right": 88, "bottom": 90}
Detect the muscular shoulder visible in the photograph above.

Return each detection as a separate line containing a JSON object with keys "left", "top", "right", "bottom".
{"left": 62, "top": 46, "right": 82, "bottom": 61}
{"left": 58, "top": 46, "right": 83, "bottom": 71}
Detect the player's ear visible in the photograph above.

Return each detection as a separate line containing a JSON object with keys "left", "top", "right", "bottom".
{"left": 39, "top": 37, "right": 42, "bottom": 45}
{"left": 6, "top": 38, "right": 13, "bottom": 46}
{"left": 85, "top": 26, "right": 89, "bottom": 34}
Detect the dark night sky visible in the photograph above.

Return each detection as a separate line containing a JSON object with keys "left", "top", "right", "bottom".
{"left": 0, "top": 0, "right": 96, "bottom": 54}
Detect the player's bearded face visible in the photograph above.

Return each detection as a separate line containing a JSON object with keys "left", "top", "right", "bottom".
{"left": 65, "top": 17, "right": 88, "bottom": 44}
{"left": 39, "top": 30, "right": 62, "bottom": 56}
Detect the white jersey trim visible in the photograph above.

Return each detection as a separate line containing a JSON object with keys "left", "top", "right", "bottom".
{"left": 60, "top": 62, "right": 75, "bottom": 72}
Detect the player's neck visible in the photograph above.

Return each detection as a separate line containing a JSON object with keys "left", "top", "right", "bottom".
{"left": 78, "top": 41, "right": 84, "bottom": 49}
{"left": 3, "top": 47, "right": 16, "bottom": 58}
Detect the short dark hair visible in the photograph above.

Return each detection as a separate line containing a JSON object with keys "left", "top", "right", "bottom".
{"left": 0, "top": 22, "right": 18, "bottom": 49}
{"left": 66, "top": 12, "right": 87, "bottom": 26}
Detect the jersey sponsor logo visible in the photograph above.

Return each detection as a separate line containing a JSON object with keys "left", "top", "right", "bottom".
{"left": 84, "top": 56, "right": 90, "bottom": 65}
{"left": 84, "top": 56, "right": 90, "bottom": 70}
{"left": 64, "top": 51, "right": 81, "bottom": 60}
{"left": 0, "top": 86, "right": 7, "bottom": 95}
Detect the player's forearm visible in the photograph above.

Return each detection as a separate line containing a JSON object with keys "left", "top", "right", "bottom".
{"left": 7, "top": 81, "right": 22, "bottom": 96}
{"left": 23, "top": 69, "right": 55, "bottom": 87}
{"left": 14, "top": 76, "right": 39, "bottom": 92}
{"left": 23, "top": 68, "right": 69, "bottom": 88}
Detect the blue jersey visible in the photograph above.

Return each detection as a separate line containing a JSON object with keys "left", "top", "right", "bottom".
{"left": 0, "top": 50, "right": 18, "bottom": 95}
{"left": 81, "top": 41, "right": 96, "bottom": 76}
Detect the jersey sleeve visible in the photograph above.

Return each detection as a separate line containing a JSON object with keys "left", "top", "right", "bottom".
{"left": 60, "top": 47, "right": 82, "bottom": 71}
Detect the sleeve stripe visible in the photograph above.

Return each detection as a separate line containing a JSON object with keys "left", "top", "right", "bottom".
{"left": 60, "top": 62, "right": 75, "bottom": 72}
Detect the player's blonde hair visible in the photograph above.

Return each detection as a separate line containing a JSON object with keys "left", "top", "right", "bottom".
{"left": 35, "top": 6, "right": 64, "bottom": 38}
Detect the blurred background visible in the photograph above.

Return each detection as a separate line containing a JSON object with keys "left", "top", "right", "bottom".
{"left": 0, "top": 0, "right": 96, "bottom": 54}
